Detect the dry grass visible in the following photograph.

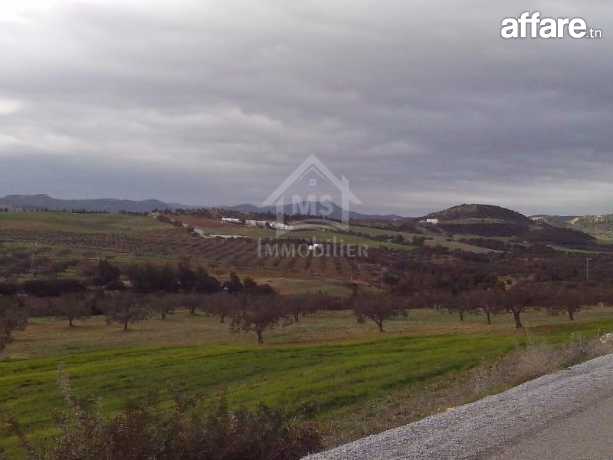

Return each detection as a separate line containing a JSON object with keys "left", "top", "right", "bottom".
{"left": 7, "top": 307, "right": 613, "bottom": 360}
{"left": 323, "top": 335, "right": 613, "bottom": 447}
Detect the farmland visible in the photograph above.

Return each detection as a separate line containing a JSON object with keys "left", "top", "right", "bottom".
{"left": 0, "top": 212, "right": 509, "bottom": 292}
{"left": 2, "top": 210, "right": 608, "bottom": 294}
{"left": 3, "top": 211, "right": 613, "bottom": 458}
{"left": 169, "top": 214, "right": 493, "bottom": 254}
{"left": 0, "top": 213, "right": 389, "bottom": 286}
{"left": 3, "top": 307, "right": 613, "bottom": 456}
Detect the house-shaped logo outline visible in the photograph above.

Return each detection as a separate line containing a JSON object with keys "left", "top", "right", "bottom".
{"left": 262, "top": 155, "right": 361, "bottom": 235}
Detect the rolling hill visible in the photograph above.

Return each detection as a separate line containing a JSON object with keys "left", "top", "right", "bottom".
{"left": 424, "top": 204, "right": 531, "bottom": 224}
{"left": 534, "top": 214, "right": 613, "bottom": 242}
{"left": 419, "top": 204, "right": 595, "bottom": 247}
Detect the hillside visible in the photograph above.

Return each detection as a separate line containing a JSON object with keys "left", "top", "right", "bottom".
{"left": 424, "top": 204, "right": 531, "bottom": 224}
{"left": 419, "top": 204, "right": 594, "bottom": 247}
{"left": 546, "top": 214, "right": 613, "bottom": 242}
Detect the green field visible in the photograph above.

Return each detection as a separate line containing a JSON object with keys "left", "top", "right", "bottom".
{"left": 3, "top": 212, "right": 613, "bottom": 457}
{"left": 3, "top": 308, "right": 613, "bottom": 455}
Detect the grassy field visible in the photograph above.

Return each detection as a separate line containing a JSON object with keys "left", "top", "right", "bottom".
{"left": 3, "top": 308, "right": 613, "bottom": 456}
{"left": 3, "top": 212, "right": 613, "bottom": 456}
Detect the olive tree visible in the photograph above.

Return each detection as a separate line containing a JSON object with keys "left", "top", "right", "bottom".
{"left": 56, "top": 292, "right": 96, "bottom": 327}
{"left": 500, "top": 284, "right": 543, "bottom": 329}
{"left": 230, "top": 295, "right": 287, "bottom": 344}
{"left": 207, "top": 292, "right": 241, "bottom": 323}
{"left": 0, "top": 296, "right": 28, "bottom": 353}
{"left": 352, "top": 294, "right": 406, "bottom": 332}
{"left": 147, "top": 293, "right": 177, "bottom": 320}
{"left": 103, "top": 293, "right": 150, "bottom": 331}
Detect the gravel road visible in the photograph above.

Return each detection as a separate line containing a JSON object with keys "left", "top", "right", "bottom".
{"left": 305, "top": 353, "right": 613, "bottom": 460}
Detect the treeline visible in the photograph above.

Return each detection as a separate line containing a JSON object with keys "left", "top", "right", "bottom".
{"left": 0, "top": 288, "right": 340, "bottom": 349}
{"left": 5, "top": 253, "right": 613, "bottom": 352}
{"left": 347, "top": 279, "right": 612, "bottom": 333}
{"left": 0, "top": 259, "right": 266, "bottom": 298}
{"left": 349, "top": 255, "right": 613, "bottom": 332}
{"left": 0, "top": 257, "right": 346, "bottom": 348}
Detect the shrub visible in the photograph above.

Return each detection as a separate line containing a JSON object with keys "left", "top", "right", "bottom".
{"left": 243, "top": 277, "right": 277, "bottom": 296}
{"left": 2, "top": 372, "right": 322, "bottom": 460}
{"left": 193, "top": 267, "right": 222, "bottom": 294}
{"left": 0, "top": 283, "right": 18, "bottom": 296}
{"left": 22, "top": 279, "right": 86, "bottom": 298}
{"left": 127, "top": 263, "right": 178, "bottom": 293}
{"left": 92, "top": 259, "right": 121, "bottom": 287}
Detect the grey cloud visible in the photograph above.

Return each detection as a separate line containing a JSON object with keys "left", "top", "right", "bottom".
{"left": 0, "top": 0, "right": 612, "bottom": 215}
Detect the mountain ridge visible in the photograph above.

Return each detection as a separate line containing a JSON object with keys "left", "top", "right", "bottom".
{"left": 222, "top": 201, "right": 406, "bottom": 221}
{"left": 0, "top": 194, "right": 191, "bottom": 213}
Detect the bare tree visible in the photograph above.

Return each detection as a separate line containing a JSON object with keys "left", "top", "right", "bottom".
{"left": 545, "top": 283, "right": 602, "bottom": 321}
{"left": 0, "top": 296, "right": 28, "bottom": 353}
{"left": 466, "top": 288, "right": 500, "bottom": 325}
{"left": 103, "top": 293, "right": 150, "bottom": 331}
{"left": 207, "top": 292, "right": 240, "bottom": 323}
{"left": 147, "top": 293, "right": 176, "bottom": 320}
{"left": 352, "top": 294, "right": 406, "bottom": 332}
{"left": 55, "top": 292, "right": 96, "bottom": 327}
{"left": 284, "top": 293, "right": 322, "bottom": 322}
{"left": 231, "top": 295, "right": 287, "bottom": 344}
{"left": 500, "top": 284, "right": 543, "bottom": 329}
{"left": 450, "top": 291, "right": 471, "bottom": 322}
{"left": 181, "top": 293, "right": 203, "bottom": 316}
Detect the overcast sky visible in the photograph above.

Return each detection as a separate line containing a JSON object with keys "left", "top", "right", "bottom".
{"left": 0, "top": 1, "right": 611, "bottom": 216}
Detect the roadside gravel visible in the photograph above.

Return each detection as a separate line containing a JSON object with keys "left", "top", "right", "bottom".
{"left": 305, "top": 353, "right": 613, "bottom": 459}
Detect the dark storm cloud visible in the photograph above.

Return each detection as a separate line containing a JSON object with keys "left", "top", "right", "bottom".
{"left": 0, "top": 0, "right": 612, "bottom": 215}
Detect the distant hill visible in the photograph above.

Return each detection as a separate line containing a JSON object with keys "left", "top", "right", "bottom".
{"left": 224, "top": 201, "right": 405, "bottom": 221}
{"left": 534, "top": 214, "right": 613, "bottom": 242}
{"left": 0, "top": 194, "right": 191, "bottom": 213}
{"left": 420, "top": 204, "right": 594, "bottom": 246}
{"left": 424, "top": 204, "right": 531, "bottom": 224}
{"left": 529, "top": 215, "right": 579, "bottom": 226}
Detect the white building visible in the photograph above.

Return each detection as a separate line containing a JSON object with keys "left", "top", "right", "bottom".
{"left": 270, "top": 222, "right": 293, "bottom": 231}
{"left": 221, "top": 217, "right": 242, "bottom": 224}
